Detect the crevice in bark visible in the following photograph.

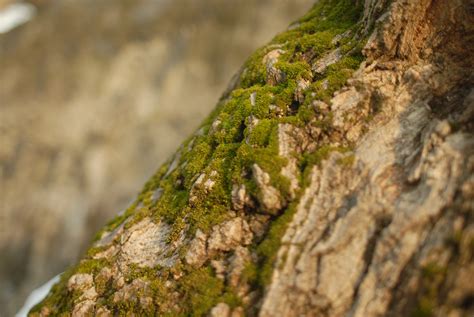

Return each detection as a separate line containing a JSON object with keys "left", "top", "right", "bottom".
{"left": 350, "top": 213, "right": 393, "bottom": 312}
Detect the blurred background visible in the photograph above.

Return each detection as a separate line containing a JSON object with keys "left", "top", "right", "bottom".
{"left": 0, "top": 0, "right": 313, "bottom": 315}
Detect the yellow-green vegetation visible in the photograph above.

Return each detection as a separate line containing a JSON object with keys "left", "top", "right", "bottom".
{"left": 31, "top": 0, "right": 370, "bottom": 315}
{"left": 411, "top": 262, "right": 448, "bottom": 317}
{"left": 244, "top": 201, "right": 300, "bottom": 288}
{"left": 177, "top": 266, "right": 241, "bottom": 316}
{"left": 336, "top": 153, "right": 356, "bottom": 168}
{"left": 411, "top": 225, "right": 473, "bottom": 317}
{"left": 131, "top": 0, "right": 365, "bottom": 237}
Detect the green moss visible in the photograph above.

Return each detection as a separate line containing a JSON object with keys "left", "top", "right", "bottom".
{"left": 239, "top": 48, "right": 269, "bottom": 88}
{"left": 421, "top": 262, "right": 446, "bottom": 279}
{"left": 31, "top": 255, "right": 113, "bottom": 314}
{"left": 246, "top": 119, "right": 273, "bottom": 147}
{"left": 411, "top": 262, "right": 448, "bottom": 317}
{"left": 298, "top": 31, "right": 334, "bottom": 54}
{"left": 308, "top": 53, "right": 364, "bottom": 103}
{"left": 182, "top": 139, "right": 213, "bottom": 180}
{"left": 75, "top": 258, "right": 109, "bottom": 275}
{"left": 337, "top": 154, "right": 355, "bottom": 167}
{"left": 232, "top": 141, "right": 290, "bottom": 201}
{"left": 297, "top": 0, "right": 363, "bottom": 32}
{"left": 300, "top": 145, "right": 351, "bottom": 182}
{"left": 219, "top": 290, "right": 242, "bottom": 309}
{"left": 256, "top": 202, "right": 298, "bottom": 285}
{"left": 177, "top": 266, "right": 224, "bottom": 316}
{"left": 30, "top": 269, "right": 75, "bottom": 315}
{"left": 274, "top": 60, "right": 312, "bottom": 82}
{"left": 125, "top": 264, "right": 160, "bottom": 283}
{"left": 445, "top": 229, "right": 464, "bottom": 257}
{"left": 411, "top": 298, "right": 435, "bottom": 317}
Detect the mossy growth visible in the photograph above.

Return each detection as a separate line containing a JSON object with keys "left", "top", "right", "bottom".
{"left": 336, "top": 153, "right": 356, "bottom": 168}
{"left": 174, "top": 266, "right": 241, "bottom": 316}
{"left": 113, "top": 264, "right": 241, "bottom": 317}
{"left": 240, "top": 143, "right": 352, "bottom": 295}
{"left": 411, "top": 224, "right": 474, "bottom": 317}
{"left": 411, "top": 262, "right": 448, "bottom": 317}
{"left": 32, "top": 0, "right": 370, "bottom": 315}
{"left": 29, "top": 257, "right": 113, "bottom": 315}
{"left": 29, "top": 269, "right": 76, "bottom": 315}
{"left": 90, "top": 0, "right": 365, "bottom": 241}
{"left": 254, "top": 201, "right": 299, "bottom": 286}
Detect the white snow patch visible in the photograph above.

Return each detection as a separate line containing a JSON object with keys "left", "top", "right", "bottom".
{"left": 0, "top": 2, "right": 36, "bottom": 34}
{"left": 16, "top": 274, "right": 60, "bottom": 317}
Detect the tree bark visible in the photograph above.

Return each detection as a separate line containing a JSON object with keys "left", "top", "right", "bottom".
{"left": 31, "top": 0, "right": 473, "bottom": 316}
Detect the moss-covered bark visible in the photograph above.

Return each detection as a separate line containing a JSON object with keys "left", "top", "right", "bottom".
{"left": 29, "top": 0, "right": 474, "bottom": 315}
{"left": 31, "top": 0, "right": 378, "bottom": 315}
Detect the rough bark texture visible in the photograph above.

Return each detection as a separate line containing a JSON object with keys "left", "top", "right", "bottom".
{"left": 31, "top": 0, "right": 473, "bottom": 316}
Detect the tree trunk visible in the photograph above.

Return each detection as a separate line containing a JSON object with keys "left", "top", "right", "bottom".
{"left": 31, "top": 0, "right": 473, "bottom": 316}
